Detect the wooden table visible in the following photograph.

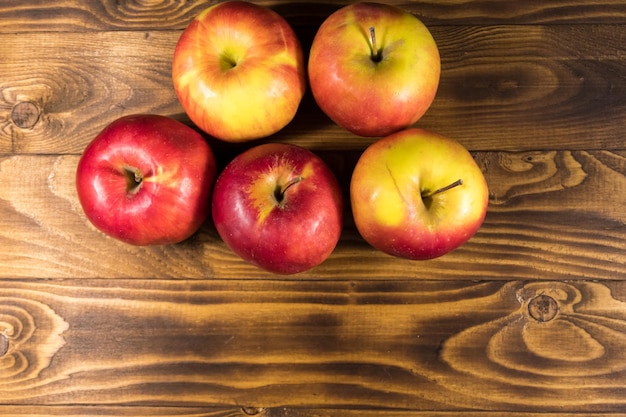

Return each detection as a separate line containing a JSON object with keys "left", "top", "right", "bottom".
{"left": 1, "top": 1, "right": 625, "bottom": 415}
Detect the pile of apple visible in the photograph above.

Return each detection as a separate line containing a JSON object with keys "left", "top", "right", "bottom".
{"left": 76, "top": 1, "right": 489, "bottom": 275}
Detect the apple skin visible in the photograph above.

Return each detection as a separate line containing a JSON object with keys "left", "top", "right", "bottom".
{"left": 308, "top": 2, "right": 440, "bottom": 137}
{"left": 76, "top": 114, "right": 217, "bottom": 246}
{"left": 172, "top": 1, "right": 306, "bottom": 142}
{"left": 212, "top": 143, "right": 343, "bottom": 274}
{"left": 350, "top": 128, "right": 488, "bottom": 260}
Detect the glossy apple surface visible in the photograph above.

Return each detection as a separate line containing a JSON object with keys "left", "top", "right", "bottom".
{"left": 350, "top": 128, "right": 488, "bottom": 259}
{"left": 212, "top": 143, "right": 343, "bottom": 274}
{"left": 308, "top": 2, "right": 440, "bottom": 137}
{"left": 172, "top": 1, "right": 306, "bottom": 142}
{"left": 76, "top": 114, "right": 217, "bottom": 246}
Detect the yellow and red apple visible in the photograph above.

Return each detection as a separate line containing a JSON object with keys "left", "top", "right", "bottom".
{"left": 172, "top": 1, "right": 306, "bottom": 142}
{"left": 212, "top": 143, "right": 343, "bottom": 274}
{"left": 76, "top": 114, "right": 217, "bottom": 246}
{"left": 350, "top": 128, "right": 489, "bottom": 260}
{"left": 308, "top": 2, "right": 441, "bottom": 137}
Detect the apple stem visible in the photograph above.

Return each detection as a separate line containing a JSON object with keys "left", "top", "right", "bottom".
{"left": 369, "top": 26, "right": 382, "bottom": 63}
{"left": 124, "top": 166, "right": 143, "bottom": 195}
{"left": 133, "top": 169, "right": 142, "bottom": 184}
{"left": 422, "top": 179, "right": 463, "bottom": 199}
{"left": 274, "top": 176, "right": 303, "bottom": 204}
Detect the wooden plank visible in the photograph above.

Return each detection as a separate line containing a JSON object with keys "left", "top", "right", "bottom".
{"left": 0, "top": 151, "right": 623, "bottom": 279}
{"left": 0, "top": 30, "right": 180, "bottom": 155}
{"left": 0, "top": 0, "right": 206, "bottom": 32}
{"left": 1, "top": 0, "right": 626, "bottom": 33}
{"left": 0, "top": 406, "right": 246, "bottom": 416}
{"left": 267, "top": 413, "right": 626, "bottom": 417}
{"left": 2, "top": 279, "right": 626, "bottom": 411}
{"left": 266, "top": 413, "right": 626, "bottom": 417}
{"left": 0, "top": 409, "right": 622, "bottom": 417}
{"left": 2, "top": 25, "right": 626, "bottom": 154}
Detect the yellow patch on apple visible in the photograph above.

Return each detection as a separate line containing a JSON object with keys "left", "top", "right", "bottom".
{"left": 246, "top": 160, "right": 315, "bottom": 224}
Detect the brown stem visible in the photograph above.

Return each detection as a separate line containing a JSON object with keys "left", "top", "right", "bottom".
{"left": 274, "top": 176, "right": 303, "bottom": 203}
{"left": 422, "top": 179, "right": 463, "bottom": 199}
{"left": 369, "top": 26, "right": 382, "bottom": 63}
{"left": 124, "top": 166, "right": 143, "bottom": 195}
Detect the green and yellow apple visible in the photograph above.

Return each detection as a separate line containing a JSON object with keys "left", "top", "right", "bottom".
{"left": 212, "top": 143, "right": 343, "bottom": 274}
{"left": 350, "top": 128, "right": 488, "bottom": 259}
{"left": 172, "top": 1, "right": 306, "bottom": 142}
{"left": 308, "top": 2, "right": 440, "bottom": 137}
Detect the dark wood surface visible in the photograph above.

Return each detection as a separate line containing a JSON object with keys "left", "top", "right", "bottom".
{"left": 0, "top": 0, "right": 625, "bottom": 415}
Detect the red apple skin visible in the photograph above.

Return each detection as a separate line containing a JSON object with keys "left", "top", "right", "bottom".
{"left": 308, "top": 2, "right": 440, "bottom": 137}
{"left": 212, "top": 143, "right": 343, "bottom": 274}
{"left": 350, "top": 128, "right": 489, "bottom": 260}
{"left": 172, "top": 1, "right": 306, "bottom": 142}
{"left": 76, "top": 114, "right": 217, "bottom": 246}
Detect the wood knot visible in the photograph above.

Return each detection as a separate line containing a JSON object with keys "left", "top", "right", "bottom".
{"left": 0, "top": 333, "right": 8, "bottom": 356}
{"left": 528, "top": 294, "right": 559, "bottom": 322}
{"left": 11, "top": 102, "right": 40, "bottom": 129}
{"left": 241, "top": 407, "right": 264, "bottom": 416}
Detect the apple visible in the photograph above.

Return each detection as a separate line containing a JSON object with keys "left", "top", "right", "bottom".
{"left": 212, "top": 143, "right": 343, "bottom": 274}
{"left": 350, "top": 128, "right": 488, "bottom": 260}
{"left": 172, "top": 1, "right": 306, "bottom": 142}
{"left": 76, "top": 114, "right": 217, "bottom": 246}
{"left": 308, "top": 2, "right": 440, "bottom": 137}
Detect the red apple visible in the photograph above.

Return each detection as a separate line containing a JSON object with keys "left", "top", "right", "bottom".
{"left": 76, "top": 114, "right": 217, "bottom": 246}
{"left": 308, "top": 2, "right": 440, "bottom": 137}
{"left": 172, "top": 1, "right": 306, "bottom": 142}
{"left": 212, "top": 143, "right": 343, "bottom": 274}
{"left": 350, "top": 128, "right": 488, "bottom": 260}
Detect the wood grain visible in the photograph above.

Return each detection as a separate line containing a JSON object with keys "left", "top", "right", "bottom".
{"left": 1, "top": 26, "right": 626, "bottom": 153}
{"left": 265, "top": 412, "right": 626, "bottom": 417}
{"left": 0, "top": 409, "right": 622, "bottom": 417}
{"left": 2, "top": 0, "right": 626, "bottom": 33}
{"left": 0, "top": 30, "right": 180, "bottom": 155}
{"left": 0, "top": 150, "right": 623, "bottom": 279}
{"left": 2, "top": 279, "right": 626, "bottom": 412}
{"left": 0, "top": 407, "right": 252, "bottom": 417}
